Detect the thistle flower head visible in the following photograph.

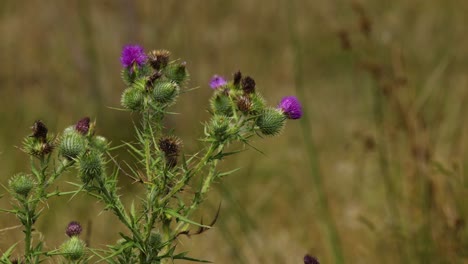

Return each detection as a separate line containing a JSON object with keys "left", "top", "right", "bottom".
{"left": 75, "top": 117, "right": 90, "bottom": 135}
{"left": 241, "top": 76, "right": 256, "bottom": 94}
{"left": 278, "top": 96, "right": 303, "bottom": 119}
{"left": 148, "top": 49, "right": 171, "bottom": 70}
{"left": 233, "top": 71, "right": 242, "bottom": 86}
{"left": 31, "top": 120, "right": 48, "bottom": 142}
{"left": 66, "top": 221, "right": 82, "bottom": 237}
{"left": 120, "top": 45, "right": 147, "bottom": 69}
{"left": 209, "top": 75, "right": 227, "bottom": 89}
{"left": 304, "top": 254, "right": 319, "bottom": 264}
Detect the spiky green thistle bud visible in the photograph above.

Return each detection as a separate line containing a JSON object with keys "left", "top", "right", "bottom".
{"left": 78, "top": 150, "right": 104, "bottom": 184}
{"left": 210, "top": 94, "right": 233, "bottom": 116}
{"left": 60, "top": 236, "right": 86, "bottom": 261}
{"left": 148, "top": 232, "right": 162, "bottom": 250}
{"left": 206, "top": 115, "right": 238, "bottom": 144}
{"left": 9, "top": 173, "right": 35, "bottom": 197}
{"left": 59, "top": 131, "right": 86, "bottom": 160}
{"left": 91, "top": 136, "right": 109, "bottom": 152}
{"left": 164, "top": 61, "right": 188, "bottom": 85}
{"left": 250, "top": 93, "right": 267, "bottom": 114}
{"left": 256, "top": 107, "right": 286, "bottom": 136}
{"left": 121, "top": 87, "right": 145, "bottom": 111}
{"left": 152, "top": 81, "right": 179, "bottom": 105}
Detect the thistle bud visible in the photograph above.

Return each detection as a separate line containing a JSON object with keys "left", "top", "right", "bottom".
{"left": 250, "top": 93, "right": 266, "bottom": 114}
{"left": 91, "top": 136, "right": 109, "bottom": 152}
{"left": 241, "top": 76, "right": 256, "bottom": 94}
{"left": 164, "top": 61, "right": 188, "bottom": 85}
{"left": 121, "top": 87, "right": 145, "bottom": 111}
{"left": 256, "top": 107, "right": 286, "bottom": 136}
{"left": 152, "top": 81, "right": 179, "bottom": 105}
{"left": 148, "top": 232, "right": 162, "bottom": 249}
{"left": 78, "top": 150, "right": 104, "bottom": 184}
{"left": 9, "top": 173, "right": 35, "bottom": 197}
{"left": 206, "top": 115, "right": 235, "bottom": 143}
{"left": 60, "top": 236, "right": 86, "bottom": 261}
{"left": 210, "top": 94, "right": 233, "bottom": 116}
{"left": 148, "top": 49, "right": 171, "bottom": 70}
{"left": 59, "top": 131, "right": 86, "bottom": 160}
{"left": 66, "top": 221, "right": 82, "bottom": 237}
{"left": 158, "top": 136, "right": 182, "bottom": 168}
{"left": 31, "top": 120, "right": 48, "bottom": 142}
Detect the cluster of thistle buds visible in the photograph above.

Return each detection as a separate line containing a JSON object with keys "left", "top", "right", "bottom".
{"left": 208, "top": 71, "right": 303, "bottom": 138}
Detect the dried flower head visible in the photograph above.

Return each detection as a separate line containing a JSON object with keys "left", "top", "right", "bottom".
{"left": 120, "top": 45, "right": 147, "bottom": 69}
{"left": 158, "top": 136, "right": 182, "bottom": 168}
{"left": 278, "top": 96, "right": 303, "bottom": 119}
{"left": 209, "top": 75, "right": 227, "bottom": 89}
{"left": 75, "top": 117, "right": 91, "bottom": 135}
{"left": 241, "top": 76, "right": 256, "bottom": 94}
{"left": 148, "top": 49, "right": 171, "bottom": 70}
{"left": 304, "top": 254, "right": 319, "bottom": 264}
{"left": 66, "top": 221, "right": 83, "bottom": 237}
{"left": 31, "top": 120, "right": 48, "bottom": 142}
{"left": 237, "top": 95, "right": 252, "bottom": 114}
{"left": 233, "top": 71, "right": 242, "bottom": 86}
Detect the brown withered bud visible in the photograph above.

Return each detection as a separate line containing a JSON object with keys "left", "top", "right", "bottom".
{"left": 237, "top": 95, "right": 252, "bottom": 114}
{"left": 158, "top": 136, "right": 182, "bottom": 168}
{"left": 148, "top": 49, "right": 171, "bottom": 70}
{"left": 233, "top": 71, "right": 242, "bottom": 86}
{"left": 241, "top": 76, "right": 256, "bottom": 94}
{"left": 146, "top": 71, "right": 163, "bottom": 89}
{"left": 31, "top": 120, "right": 48, "bottom": 142}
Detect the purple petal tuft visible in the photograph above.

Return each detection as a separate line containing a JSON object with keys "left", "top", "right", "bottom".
{"left": 278, "top": 96, "right": 303, "bottom": 119}
{"left": 209, "top": 75, "right": 228, "bottom": 89}
{"left": 120, "top": 45, "right": 147, "bottom": 69}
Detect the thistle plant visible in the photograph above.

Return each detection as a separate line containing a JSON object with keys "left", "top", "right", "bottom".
{"left": 0, "top": 44, "right": 302, "bottom": 263}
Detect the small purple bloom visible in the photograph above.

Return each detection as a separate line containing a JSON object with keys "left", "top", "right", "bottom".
{"left": 278, "top": 96, "right": 303, "bottom": 119}
{"left": 75, "top": 117, "right": 90, "bottom": 135}
{"left": 304, "top": 254, "right": 319, "bottom": 264}
{"left": 66, "top": 221, "right": 82, "bottom": 237}
{"left": 120, "top": 45, "right": 147, "bottom": 69}
{"left": 209, "top": 75, "right": 228, "bottom": 89}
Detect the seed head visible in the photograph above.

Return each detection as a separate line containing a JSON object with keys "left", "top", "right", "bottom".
{"left": 120, "top": 45, "right": 147, "bottom": 69}
{"left": 241, "top": 76, "right": 256, "bottom": 94}
{"left": 66, "top": 221, "right": 82, "bottom": 237}
{"left": 158, "top": 136, "right": 182, "bottom": 168}
{"left": 236, "top": 95, "right": 252, "bottom": 114}
{"left": 278, "top": 96, "right": 303, "bottom": 119}
{"left": 148, "top": 49, "right": 171, "bottom": 70}
{"left": 209, "top": 75, "right": 228, "bottom": 89}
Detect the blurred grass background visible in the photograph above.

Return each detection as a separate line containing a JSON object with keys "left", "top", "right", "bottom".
{"left": 0, "top": 0, "right": 467, "bottom": 263}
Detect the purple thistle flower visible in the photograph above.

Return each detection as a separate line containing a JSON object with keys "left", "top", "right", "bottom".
{"left": 75, "top": 117, "right": 90, "bottom": 135}
{"left": 209, "top": 75, "right": 228, "bottom": 89}
{"left": 66, "top": 221, "right": 82, "bottom": 237}
{"left": 278, "top": 96, "right": 303, "bottom": 119}
{"left": 304, "top": 254, "right": 319, "bottom": 264}
{"left": 120, "top": 45, "right": 147, "bottom": 69}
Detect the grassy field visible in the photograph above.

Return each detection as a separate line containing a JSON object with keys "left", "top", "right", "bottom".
{"left": 0, "top": 0, "right": 467, "bottom": 263}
